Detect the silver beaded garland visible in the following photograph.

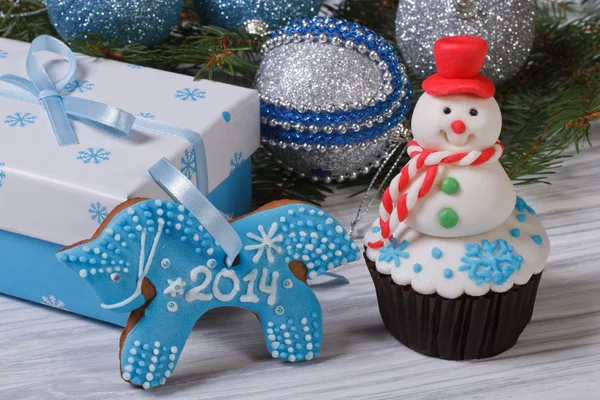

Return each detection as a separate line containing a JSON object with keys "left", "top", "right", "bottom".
{"left": 255, "top": 18, "right": 412, "bottom": 182}
{"left": 395, "top": 0, "right": 535, "bottom": 84}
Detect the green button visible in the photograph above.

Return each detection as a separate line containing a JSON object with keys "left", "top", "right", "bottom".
{"left": 441, "top": 177, "right": 460, "bottom": 195}
{"left": 438, "top": 208, "right": 459, "bottom": 229}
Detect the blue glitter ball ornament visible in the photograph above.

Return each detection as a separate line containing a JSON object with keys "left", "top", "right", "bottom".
{"left": 254, "top": 17, "right": 412, "bottom": 182}
{"left": 46, "top": 0, "right": 183, "bottom": 47}
{"left": 194, "top": 0, "right": 323, "bottom": 34}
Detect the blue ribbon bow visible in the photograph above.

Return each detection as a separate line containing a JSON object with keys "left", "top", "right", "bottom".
{"left": 0, "top": 35, "right": 242, "bottom": 262}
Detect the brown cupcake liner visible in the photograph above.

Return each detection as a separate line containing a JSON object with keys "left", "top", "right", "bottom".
{"left": 365, "top": 253, "right": 543, "bottom": 360}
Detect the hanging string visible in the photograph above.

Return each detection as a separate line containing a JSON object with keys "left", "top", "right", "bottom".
{"left": 349, "top": 122, "right": 412, "bottom": 239}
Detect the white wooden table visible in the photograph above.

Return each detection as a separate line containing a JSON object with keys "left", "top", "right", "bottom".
{"left": 2, "top": 126, "right": 599, "bottom": 399}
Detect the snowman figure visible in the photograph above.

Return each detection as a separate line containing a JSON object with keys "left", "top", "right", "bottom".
{"left": 377, "top": 36, "right": 516, "bottom": 239}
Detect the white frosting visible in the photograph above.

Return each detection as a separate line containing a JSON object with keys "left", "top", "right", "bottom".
{"left": 364, "top": 203, "right": 550, "bottom": 299}
{"left": 403, "top": 162, "right": 516, "bottom": 237}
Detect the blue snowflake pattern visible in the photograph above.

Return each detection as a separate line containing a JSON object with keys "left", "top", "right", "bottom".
{"left": 4, "top": 112, "right": 37, "bottom": 127}
{"left": 378, "top": 238, "right": 410, "bottom": 267}
{"left": 136, "top": 112, "right": 155, "bottom": 119}
{"left": 0, "top": 162, "right": 6, "bottom": 188}
{"left": 77, "top": 148, "right": 111, "bottom": 164}
{"left": 63, "top": 80, "right": 95, "bottom": 93}
{"left": 175, "top": 88, "right": 206, "bottom": 102}
{"left": 515, "top": 196, "right": 536, "bottom": 215}
{"left": 127, "top": 64, "right": 143, "bottom": 69}
{"left": 458, "top": 239, "right": 524, "bottom": 286}
{"left": 0, "top": 50, "right": 7, "bottom": 59}
{"left": 180, "top": 149, "right": 196, "bottom": 180}
{"left": 89, "top": 202, "right": 108, "bottom": 224}
{"left": 230, "top": 151, "right": 244, "bottom": 174}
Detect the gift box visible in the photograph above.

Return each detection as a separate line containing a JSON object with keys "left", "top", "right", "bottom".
{"left": 0, "top": 37, "right": 260, "bottom": 326}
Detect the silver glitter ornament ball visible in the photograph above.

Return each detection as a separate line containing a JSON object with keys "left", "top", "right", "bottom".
{"left": 255, "top": 17, "right": 412, "bottom": 182}
{"left": 194, "top": 0, "right": 323, "bottom": 33}
{"left": 396, "top": 0, "right": 535, "bottom": 84}
{"left": 46, "top": 0, "right": 183, "bottom": 47}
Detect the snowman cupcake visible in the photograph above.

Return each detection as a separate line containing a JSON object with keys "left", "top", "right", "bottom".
{"left": 363, "top": 36, "right": 550, "bottom": 360}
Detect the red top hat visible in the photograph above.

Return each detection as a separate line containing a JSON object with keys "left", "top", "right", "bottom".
{"left": 422, "top": 36, "right": 495, "bottom": 98}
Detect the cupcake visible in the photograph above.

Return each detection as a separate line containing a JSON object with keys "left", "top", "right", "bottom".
{"left": 363, "top": 36, "right": 550, "bottom": 360}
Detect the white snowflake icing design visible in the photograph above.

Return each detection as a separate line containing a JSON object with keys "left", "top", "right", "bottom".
{"left": 244, "top": 223, "right": 284, "bottom": 264}
{"left": 41, "top": 295, "right": 68, "bottom": 310}
{"left": 77, "top": 148, "right": 111, "bottom": 164}
{"left": 163, "top": 278, "right": 187, "bottom": 297}
{"left": 175, "top": 88, "right": 206, "bottom": 101}
{"left": 89, "top": 202, "right": 108, "bottom": 224}
{"left": 63, "top": 79, "right": 95, "bottom": 93}
{"left": 0, "top": 162, "right": 5, "bottom": 188}
{"left": 4, "top": 112, "right": 36, "bottom": 127}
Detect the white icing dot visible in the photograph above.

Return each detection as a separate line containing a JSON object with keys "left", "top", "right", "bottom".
{"left": 309, "top": 271, "right": 318, "bottom": 279}
{"left": 335, "top": 250, "right": 342, "bottom": 256}
{"left": 128, "top": 357, "right": 135, "bottom": 363}
{"left": 287, "top": 210, "right": 294, "bottom": 215}
{"left": 155, "top": 341, "right": 161, "bottom": 347}
{"left": 177, "top": 215, "right": 184, "bottom": 222}
{"left": 127, "top": 208, "right": 134, "bottom": 215}
{"left": 169, "top": 354, "right": 176, "bottom": 361}
{"left": 302, "top": 255, "right": 310, "bottom": 261}
{"left": 157, "top": 209, "right": 164, "bottom": 216}
{"left": 306, "top": 352, "right": 314, "bottom": 360}
{"left": 122, "top": 372, "right": 131, "bottom": 381}
{"left": 299, "top": 207, "right": 305, "bottom": 212}
{"left": 279, "top": 217, "right": 286, "bottom": 222}
{"left": 155, "top": 200, "right": 163, "bottom": 206}
{"left": 280, "top": 324, "right": 287, "bottom": 329}
{"left": 272, "top": 351, "right": 279, "bottom": 358}
{"left": 165, "top": 370, "right": 172, "bottom": 378}
{"left": 207, "top": 248, "right": 214, "bottom": 255}
{"left": 151, "top": 356, "right": 158, "bottom": 363}
{"left": 310, "top": 232, "right": 318, "bottom": 239}
{"left": 193, "top": 234, "right": 200, "bottom": 241}
{"left": 136, "top": 225, "right": 143, "bottom": 231}
{"left": 94, "top": 248, "right": 100, "bottom": 254}
{"left": 271, "top": 342, "right": 280, "bottom": 349}
{"left": 121, "top": 242, "right": 127, "bottom": 247}
{"left": 171, "top": 346, "right": 178, "bottom": 354}
{"left": 268, "top": 334, "right": 276, "bottom": 341}
{"left": 284, "top": 332, "right": 290, "bottom": 338}
{"left": 296, "top": 244, "right": 303, "bottom": 249}
{"left": 306, "top": 244, "right": 314, "bottom": 251}
{"left": 267, "top": 328, "right": 273, "bottom": 334}
{"left": 124, "top": 365, "right": 133, "bottom": 372}
{"left": 82, "top": 246, "right": 90, "bottom": 253}
{"left": 134, "top": 341, "right": 140, "bottom": 346}
{"left": 178, "top": 205, "right": 185, "bottom": 212}
{"left": 301, "top": 318, "right": 307, "bottom": 325}
{"left": 132, "top": 216, "right": 139, "bottom": 223}
{"left": 79, "top": 270, "right": 87, "bottom": 278}
{"left": 310, "top": 209, "right": 315, "bottom": 215}
{"left": 303, "top": 326, "right": 310, "bottom": 332}
{"left": 168, "top": 362, "right": 174, "bottom": 369}
{"left": 305, "top": 334, "right": 312, "bottom": 341}
{"left": 300, "top": 231, "right": 307, "bottom": 237}
{"left": 149, "top": 364, "right": 156, "bottom": 372}
{"left": 336, "top": 225, "right": 343, "bottom": 234}
{"left": 289, "top": 355, "right": 296, "bottom": 362}
{"left": 123, "top": 268, "right": 129, "bottom": 273}
{"left": 306, "top": 343, "right": 313, "bottom": 350}
{"left": 160, "top": 378, "right": 166, "bottom": 385}
{"left": 130, "top": 348, "right": 137, "bottom": 355}
{"left": 321, "top": 255, "right": 328, "bottom": 261}
{"left": 153, "top": 349, "right": 159, "bottom": 355}
{"left": 328, "top": 244, "right": 336, "bottom": 250}
{"left": 175, "top": 223, "right": 182, "bottom": 230}
{"left": 284, "top": 339, "right": 292, "bottom": 345}
{"left": 351, "top": 242, "right": 358, "bottom": 249}
{"left": 106, "top": 228, "right": 114, "bottom": 235}
{"left": 288, "top": 347, "right": 294, "bottom": 353}
{"left": 268, "top": 322, "right": 274, "bottom": 327}
{"left": 146, "top": 373, "right": 154, "bottom": 381}
{"left": 317, "top": 211, "right": 324, "bottom": 216}
{"left": 326, "top": 218, "right": 333, "bottom": 225}
{"left": 114, "top": 234, "right": 121, "bottom": 241}
{"left": 90, "top": 268, "right": 97, "bottom": 275}
{"left": 143, "top": 382, "right": 150, "bottom": 390}
{"left": 101, "top": 253, "right": 108, "bottom": 259}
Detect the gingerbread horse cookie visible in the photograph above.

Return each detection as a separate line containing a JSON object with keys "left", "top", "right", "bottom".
{"left": 57, "top": 199, "right": 359, "bottom": 389}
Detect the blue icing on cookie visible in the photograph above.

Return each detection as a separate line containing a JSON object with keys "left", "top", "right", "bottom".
{"left": 413, "top": 263, "right": 422, "bottom": 273}
{"left": 532, "top": 235, "right": 543, "bottom": 245}
{"left": 371, "top": 226, "right": 381, "bottom": 233}
{"left": 510, "top": 228, "right": 521, "bottom": 238}
{"left": 56, "top": 200, "right": 359, "bottom": 389}
{"left": 443, "top": 269, "right": 453, "bottom": 279}
{"left": 378, "top": 238, "right": 409, "bottom": 268}
{"left": 431, "top": 247, "right": 443, "bottom": 259}
{"left": 459, "top": 239, "right": 523, "bottom": 286}
{"left": 516, "top": 213, "right": 526, "bottom": 222}
{"left": 515, "top": 196, "right": 536, "bottom": 215}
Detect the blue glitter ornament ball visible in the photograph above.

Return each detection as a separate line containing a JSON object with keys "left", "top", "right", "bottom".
{"left": 46, "top": 0, "right": 183, "bottom": 47}
{"left": 194, "top": 0, "right": 323, "bottom": 34}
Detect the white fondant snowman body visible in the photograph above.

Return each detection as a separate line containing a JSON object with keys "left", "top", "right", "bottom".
{"left": 404, "top": 93, "right": 516, "bottom": 237}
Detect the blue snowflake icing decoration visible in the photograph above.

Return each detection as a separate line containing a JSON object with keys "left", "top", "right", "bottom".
{"left": 0, "top": 162, "right": 6, "bottom": 188}
{"left": 0, "top": 50, "right": 7, "bottom": 59}
{"left": 63, "top": 80, "right": 95, "bottom": 93}
{"left": 378, "top": 238, "right": 409, "bottom": 267}
{"left": 180, "top": 149, "right": 196, "bottom": 180}
{"left": 516, "top": 196, "right": 536, "bottom": 215}
{"left": 77, "top": 148, "right": 111, "bottom": 164}
{"left": 136, "top": 112, "right": 155, "bottom": 119}
{"left": 127, "top": 64, "right": 143, "bottom": 69}
{"left": 89, "top": 202, "right": 108, "bottom": 224}
{"left": 459, "top": 239, "right": 524, "bottom": 286}
{"left": 230, "top": 151, "right": 243, "bottom": 174}
{"left": 4, "top": 112, "right": 36, "bottom": 127}
{"left": 175, "top": 88, "right": 206, "bottom": 102}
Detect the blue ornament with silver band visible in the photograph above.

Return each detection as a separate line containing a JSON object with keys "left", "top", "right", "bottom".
{"left": 255, "top": 17, "right": 412, "bottom": 182}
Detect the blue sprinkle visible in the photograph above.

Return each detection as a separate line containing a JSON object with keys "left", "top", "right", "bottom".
{"left": 413, "top": 263, "right": 422, "bottom": 273}
{"left": 432, "top": 247, "right": 443, "bottom": 259}
{"left": 532, "top": 235, "right": 543, "bottom": 245}
{"left": 371, "top": 226, "right": 381, "bottom": 233}
{"left": 517, "top": 213, "right": 526, "bottom": 222}
{"left": 222, "top": 111, "right": 231, "bottom": 122}
{"left": 510, "top": 229, "right": 521, "bottom": 238}
{"left": 444, "top": 269, "right": 453, "bottom": 279}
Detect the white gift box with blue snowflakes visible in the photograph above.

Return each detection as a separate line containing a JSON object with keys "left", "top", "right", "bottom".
{"left": 0, "top": 38, "right": 260, "bottom": 325}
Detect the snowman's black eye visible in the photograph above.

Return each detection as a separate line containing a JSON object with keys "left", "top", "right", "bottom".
{"left": 443, "top": 107, "right": 451, "bottom": 115}
{"left": 470, "top": 109, "right": 479, "bottom": 116}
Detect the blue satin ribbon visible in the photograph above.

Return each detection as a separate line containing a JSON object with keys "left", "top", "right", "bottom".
{"left": 149, "top": 158, "right": 242, "bottom": 264}
{"left": 0, "top": 34, "right": 241, "bottom": 261}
